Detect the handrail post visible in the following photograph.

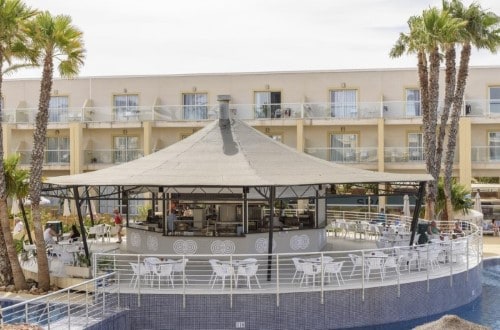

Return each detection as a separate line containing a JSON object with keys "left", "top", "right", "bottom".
{"left": 137, "top": 254, "right": 141, "bottom": 307}
{"left": 67, "top": 290, "right": 71, "bottom": 329}
{"left": 320, "top": 252, "right": 324, "bottom": 305}
{"left": 230, "top": 254, "right": 233, "bottom": 309}
{"left": 85, "top": 283, "right": 89, "bottom": 326}
{"left": 276, "top": 254, "right": 280, "bottom": 307}
{"left": 182, "top": 255, "right": 186, "bottom": 309}
{"left": 46, "top": 299, "right": 50, "bottom": 330}
{"left": 426, "top": 246, "right": 430, "bottom": 292}
{"left": 361, "top": 250, "right": 365, "bottom": 301}
{"left": 449, "top": 240, "right": 453, "bottom": 287}
{"left": 466, "top": 237, "right": 470, "bottom": 281}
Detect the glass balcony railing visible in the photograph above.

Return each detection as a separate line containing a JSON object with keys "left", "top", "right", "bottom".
{"left": 472, "top": 146, "right": 500, "bottom": 162}
{"left": 304, "top": 147, "right": 378, "bottom": 163}
{"left": 16, "top": 150, "right": 70, "bottom": 165}
{"left": 84, "top": 149, "right": 144, "bottom": 165}
{"left": 1, "top": 99, "right": 499, "bottom": 125}
{"left": 384, "top": 147, "right": 425, "bottom": 163}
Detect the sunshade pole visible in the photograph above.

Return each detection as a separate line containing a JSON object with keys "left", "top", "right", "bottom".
{"left": 73, "top": 186, "right": 91, "bottom": 266}
{"left": 85, "top": 186, "right": 95, "bottom": 226}
{"left": 243, "top": 187, "right": 248, "bottom": 234}
{"left": 19, "top": 200, "right": 33, "bottom": 244}
{"left": 267, "top": 186, "right": 275, "bottom": 281}
{"left": 409, "top": 181, "right": 426, "bottom": 246}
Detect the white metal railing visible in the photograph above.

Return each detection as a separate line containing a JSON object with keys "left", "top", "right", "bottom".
{"left": 0, "top": 272, "right": 120, "bottom": 329}
{"left": 90, "top": 216, "right": 481, "bottom": 308}
{"left": 3, "top": 99, "right": 499, "bottom": 124}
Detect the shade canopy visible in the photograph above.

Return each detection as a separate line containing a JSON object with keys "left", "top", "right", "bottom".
{"left": 45, "top": 119, "right": 432, "bottom": 188}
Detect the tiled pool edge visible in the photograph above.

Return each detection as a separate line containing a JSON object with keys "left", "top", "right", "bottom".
{"left": 115, "top": 264, "right": 482, "bottom": 330}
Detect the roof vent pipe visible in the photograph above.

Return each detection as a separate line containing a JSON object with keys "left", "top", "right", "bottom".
{"left": 217, "top": 95, "right": 231, "bottom": 128}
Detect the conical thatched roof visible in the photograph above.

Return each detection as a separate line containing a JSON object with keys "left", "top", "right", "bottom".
{"left": 46, "top": 119, "right": 432, "bottom": 188}
{"left": 413, "top": 315, "right": 490, "bottom": 330}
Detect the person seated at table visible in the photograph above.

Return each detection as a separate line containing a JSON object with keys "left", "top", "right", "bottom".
{"left": 69, "top": 224, "right": 81, "bottom": 241}
{"left": 44, "top": 224, "right": 59, "bottom": 245}
{"left": 427, "top": 220, "right": 443, "bottom": 241}
{"left": 453, "top": 221, "right": 463, "bottom": 234}
{"left": 183, "top": 206, "right": 193, "bottom": 217}
{"left": 492, "top": 219, "right": 499, "bottom": 237}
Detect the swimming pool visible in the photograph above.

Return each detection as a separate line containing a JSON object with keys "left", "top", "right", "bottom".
{"left": 354, "top": 258, "right": 500, "bottom": 330}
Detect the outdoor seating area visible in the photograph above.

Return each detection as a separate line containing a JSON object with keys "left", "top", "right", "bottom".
{"left": 90, "top": 217, "right": 480, "bottom": 296}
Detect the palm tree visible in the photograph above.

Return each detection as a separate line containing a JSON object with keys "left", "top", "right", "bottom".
{"left": 25, "top": 11, "right": 85, "bottom": 291}
{"left": 441, "top": 0, "right": 500, "bottom": 221}
{"left": 435, "top": 178, "right": 471, "bottom": 219}
{"left": 2, "top": 155, "right": 29, "bottom": 289}
{"left": 390, "top": 8, "right": 453, "bottom": 220}
{"left": 0, "top": 0, "right": 37, "bottom": 287}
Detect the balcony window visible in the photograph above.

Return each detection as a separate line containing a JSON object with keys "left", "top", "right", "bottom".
{"left": 114, "top": 136, "right": 140, "bottom": 163}
{"left": 330, "top": 89, "right": 357, "bottom": 118}
{"left": 255, "top": 91, "right": 281, "bottom": 118}
{"left": 489, "top": 87, "right": 500, "bottom": 114}
{"left": 45, "top": 137, "right": 69, "bottom": 164}
{"left": 330, "top": 133, "right": 357, "bottom": 162}
{"left": 49, "top": 96, "right": 69, "bottom": 122}
{"left": 114, "top": 94, "right": 138, "bottom": 121}
{"left": 408, "top": 133, "right": 423, "bottom": 161}
{"left": 406, "top": 89, "right": 421, "bottom": 116}
{"left": 489, "top": 132, "right": 500, "bottom": 161}
{"left": 183, "top": 93, "right": 207, "bottom": 120}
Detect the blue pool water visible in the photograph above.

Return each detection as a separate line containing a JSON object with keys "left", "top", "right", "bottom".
{"left": 356, "top": 259, "right": 500, "bottom": 330}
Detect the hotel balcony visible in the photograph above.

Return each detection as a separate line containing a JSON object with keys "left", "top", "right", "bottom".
{"left": 17, "top": 149, "right": 70, "bottom": 170}
{"left": 84, "top": 149, "right": 144, "bottom": 170}
{"left": 2, "top": 100, "right": 499, "bottom": 126}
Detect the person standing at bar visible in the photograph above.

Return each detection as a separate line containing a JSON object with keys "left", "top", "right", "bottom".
{"left": 113, "top": 208, "right": 123, "bottom": 243}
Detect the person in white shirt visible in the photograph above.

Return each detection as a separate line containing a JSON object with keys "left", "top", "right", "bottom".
{"left": 13, "top": 217, "right": 24, "bottom": 235}
{"left": 43, "top": 224, "right": 59, "bottom": 245}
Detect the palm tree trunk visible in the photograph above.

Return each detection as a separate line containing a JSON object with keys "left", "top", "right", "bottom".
{"left": 440, "top": 46, "right": 457, "bottom": 226}
{"left": 30, "top": 54, "right": 54, "bottom": 292}
{"left": 424, "top": 47, "right": 441, "bottom": 220}
{"left": 0, "top": 54, "right": 13, "bottom": 286}
{"left": 0, "top": 199, "right": 27, "bottom": 289}
{"left": 444, "top": 44, "right": 472, "bottom": 222}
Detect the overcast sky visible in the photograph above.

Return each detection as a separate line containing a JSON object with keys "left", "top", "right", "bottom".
{"left": 9, "top": 0, "right": 500, "bottom": 78}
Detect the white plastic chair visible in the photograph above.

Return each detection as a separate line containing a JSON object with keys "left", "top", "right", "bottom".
{"left": 236, "top": 263, "right": 261, "bottom": 289}
{"left": 211, "top": 263, "right": 234, "bottom": 290}
{"left": 143, "top": 257, "right": 161, "bottom": 286}
{"left": 172, "top": 258, "right": 189, "bottom": 284}
{"left": 157, "top": 263, "right": 175, "bottom": 289}
{"left": 323, "top": 261, "right": 345, "bottom": 286}
{"left": 383, "top": 255, "right": 402, "bottom": 278}
{"left": 291, "top": 257, "right": 305, "bottom": 283}
{"left": 129, "top": 262, "right": 149, "bottom": 288}
{"left": 348, "top": 253, "right": 363, "bottom": 278}
{"left": 300, "top": 262, "right": 321, "bottom": 287}
{"left": 364, "top": 257, "right": 385, "bottom": 281}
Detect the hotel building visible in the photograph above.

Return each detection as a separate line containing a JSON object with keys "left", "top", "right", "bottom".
{"left": 1, "top": 67, "right": 499, "bottom": 197}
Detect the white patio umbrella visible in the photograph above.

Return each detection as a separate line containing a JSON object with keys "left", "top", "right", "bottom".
{"left": 63, "top": 199, "right": 71, "bottom": 217}
{"left": 10, "top": 196, "right": 20, "bottom": 215}
{"left": 403, "top": 194, "right": 411, "bottom": 218}
{"left": 473, "top": 191, "right": 482, "bottom": 213}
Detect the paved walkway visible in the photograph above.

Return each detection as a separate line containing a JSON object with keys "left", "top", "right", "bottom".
{"left": 482, "top": 235, "right": 500, "bottom": 258}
